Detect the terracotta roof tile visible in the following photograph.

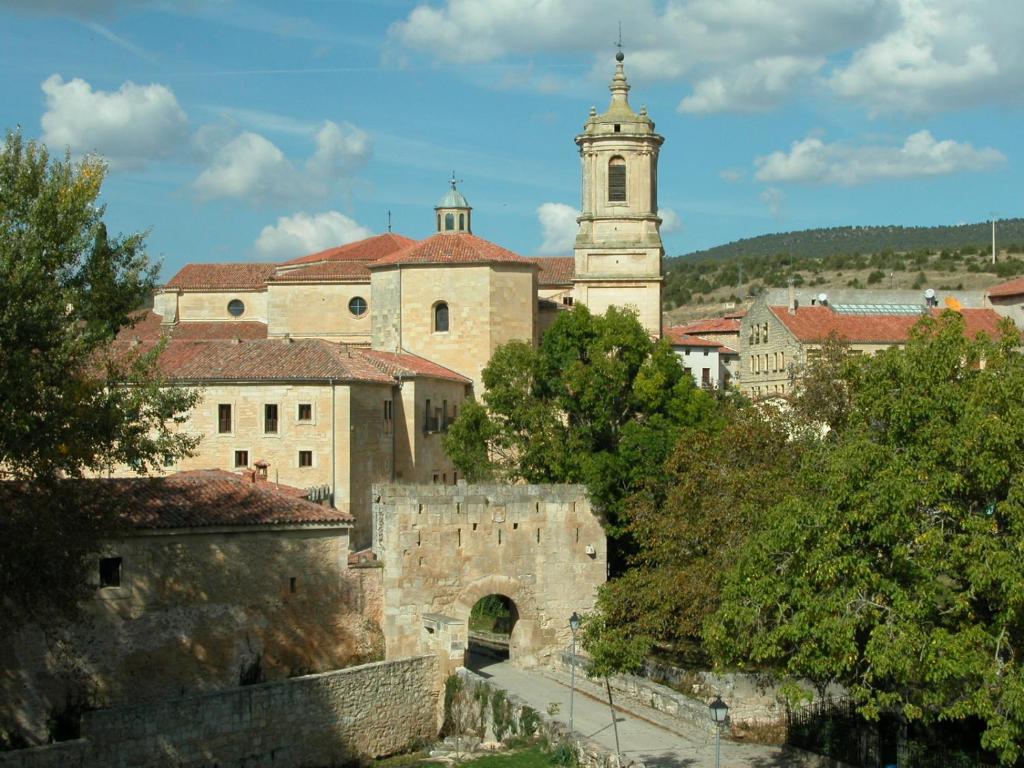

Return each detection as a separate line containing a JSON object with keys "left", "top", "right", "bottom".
{"left": 769, "top": 305, "right": 1004, "bottom": 344}
{"left": 136, "top": 338, "right": 394, "bottom": 383}
{"left": 279, "top": 233, "right": 417, "bottom": 267}
{"left": 165, "top": 263, "right": 275, "bottom": 290}
{"left": 369, "top": 233, "right": 534, "bottom": 267}
{"left": 117, "top": 311, "right": 269, "bottom": 342}
{"left": 529, "top": 256, "right": 575, "bottom": 285}
{"left": 664, "top": 327, "right": 723, "bottom": 347}
{"left": 271, "top": 262, "right": 372, "bottom": 283}
{"left": 986, "top": 277, "right": 1024, "bottom": 298}
{"left": 359, "top": 349, "right": 472, "bottom": 384}
{"left": 675, "top": 317, "right": 742, "bottom": 335}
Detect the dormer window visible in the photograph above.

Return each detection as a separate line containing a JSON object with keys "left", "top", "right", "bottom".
{"left": 434, "top": 302, "right": 450, "bottom": 333}
{"left": 608, "top": 157, "right": 626, "bottom": 202}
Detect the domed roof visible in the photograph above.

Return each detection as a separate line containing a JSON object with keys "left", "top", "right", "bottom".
{"left": 436, "top": 187, "right": 469, "bottom": 209}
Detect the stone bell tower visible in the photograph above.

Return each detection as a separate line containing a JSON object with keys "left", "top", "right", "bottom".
{"left": 573, "top": 50, "right": 664, "bottom": 337}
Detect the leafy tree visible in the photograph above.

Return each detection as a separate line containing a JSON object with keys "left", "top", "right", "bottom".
{"left": 705, "top": 312, "right": 1024, "bottom": 764}
{"left": 598, "top": 406, "right": 805, "bottom": 648}
{"left": 444, "top": 305, "right": 722, "bottom": 540}
{"left": 580, "top": 611, "right": 650, "bottom": 758}
{"left": 0, "top": 130, "right": 198, "bottom": 632}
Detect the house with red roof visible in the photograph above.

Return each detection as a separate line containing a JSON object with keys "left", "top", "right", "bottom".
{"left": 740, "top": 289, "right": 1005, "bottom": 398}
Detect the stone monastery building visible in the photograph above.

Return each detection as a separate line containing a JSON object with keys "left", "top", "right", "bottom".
{"left": 131, "top": 53, "right": 666, "bottom": 546}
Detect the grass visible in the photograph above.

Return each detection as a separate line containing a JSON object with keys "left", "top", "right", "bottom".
{"left": 370, "top": 745, "right": 562, "bottom": 767}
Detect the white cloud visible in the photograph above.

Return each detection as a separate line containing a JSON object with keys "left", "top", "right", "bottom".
{"left": 755, "top": 130, "right": 1005, "bottom": 186}
{"left": 40, "top": 74, "right": 187, "bottom": 170}
{"left": 254, "top": 211, "right": 373, "bottom": 260}
{"left": 829, "top": 0, "right": 1024, "bottom": 114}
{"left": 760, "top": 187, "right": 785, "bottom": 218}
{"left": 192, "top": 120, "right": 370, "bottom": 204}
{"left": 537, "top": 202, "right": 579, "bottom": 256}
{"left": 659, "top": 208, "right": 682, "bottom": 233}
{"left": 719, "top": 168, "right": 745, "bottom": 183}
{"left": 679, "top": 56, "right": 824, "bottom": 113}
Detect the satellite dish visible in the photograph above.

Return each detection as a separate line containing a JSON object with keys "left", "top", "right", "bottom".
{"left": 924, "top": 288, "right": 936, "bottom": 299}
{"left": 817, "top": 292, "right": 828, "bottom": 305}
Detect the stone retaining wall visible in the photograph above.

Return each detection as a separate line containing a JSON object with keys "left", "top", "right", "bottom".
{"left": 0, "top": 656, "right": 440, "bottom": 768}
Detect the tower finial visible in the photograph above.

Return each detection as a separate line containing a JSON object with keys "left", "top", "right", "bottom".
{"left": 615, "top": 21, "right": 624, "bottom": 61}
{"left": 449, "top": 170, "right": 462, "bottom": 190}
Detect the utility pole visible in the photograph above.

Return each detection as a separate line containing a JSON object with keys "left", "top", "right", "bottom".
{"left": 992, "top": 214, "right": 997, "bottom": 265}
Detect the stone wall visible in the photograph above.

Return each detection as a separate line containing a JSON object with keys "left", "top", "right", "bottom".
{"left": 266, "top": 280, "right": 372, "bottom": 342}
{"left": 1, "top": 524, "right": 382, "bottom": 744}
{"left": 373, "top": 483, "right": 606, "bottom": 671}
{"left": 0, "top": 656, "right": 440, "bottom": 768}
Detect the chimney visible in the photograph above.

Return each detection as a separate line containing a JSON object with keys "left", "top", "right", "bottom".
{"left": 788, "top": 280, "right": 797, "bottom": 315}
{"left": 282, "top": 334, "right": 293, "bottom": 345}
{"left": 254, "top": 459, "right": 269, "bottom": 481}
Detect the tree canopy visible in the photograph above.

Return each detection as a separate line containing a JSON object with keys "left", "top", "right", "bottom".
{"left": 0, "top": 130, "right": 197, "bottom": 630}
{"left": 443, "top": 305, "right": 723, "bottom": 540}
{"left": 705, "top": 312, "right": 1024, "bottom": 764}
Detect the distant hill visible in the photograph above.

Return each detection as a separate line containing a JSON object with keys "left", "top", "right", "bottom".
{"left": 673, "top": 219, "right": 1024, "bottom": 264}
{"left": 662, "top": 218, "right": 1024, "bottom": 314}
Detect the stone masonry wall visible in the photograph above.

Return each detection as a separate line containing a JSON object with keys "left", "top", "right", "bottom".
{"left": 0, "top": 656, "right": 439, "bottom": 768}
{"left": 373, "top": 483, "right": 606, "bottom": 671}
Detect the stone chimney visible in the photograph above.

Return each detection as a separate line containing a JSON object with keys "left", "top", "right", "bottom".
{"left": 788, "top": 280, "right": 798, "bottom": 315}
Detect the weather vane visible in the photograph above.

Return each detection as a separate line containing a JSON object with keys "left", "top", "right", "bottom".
{"left": 449, "top": 170, "right": 462, "bottom": 190}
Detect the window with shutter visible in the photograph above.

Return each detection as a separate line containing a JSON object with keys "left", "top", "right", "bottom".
{"left": 608, "top": 157, "right": 626, "bottom": 202}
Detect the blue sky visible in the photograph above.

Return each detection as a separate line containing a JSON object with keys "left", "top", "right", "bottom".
{"left": 1, "top": 0, "right": 1022, "bottom": 280}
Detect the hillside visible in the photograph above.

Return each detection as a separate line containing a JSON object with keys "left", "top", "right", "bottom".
{"left": 664, "top": 219, "right": 1024, "bottom": 320}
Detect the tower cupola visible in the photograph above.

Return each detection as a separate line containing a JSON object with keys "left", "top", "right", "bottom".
{"left": 435, "top": 172, "right": 472, "bottom": 234}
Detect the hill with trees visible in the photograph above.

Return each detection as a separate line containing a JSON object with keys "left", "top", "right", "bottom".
{"left": 664, "top": 218, "right": 1024, "bottom": 313}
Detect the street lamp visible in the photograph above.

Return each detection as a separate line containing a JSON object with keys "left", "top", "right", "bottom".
{"left": 709, "top": 695, "right": 729, "bottom": 768}
{"left": 569, "top": 611, "right": 582, "bottom": 737}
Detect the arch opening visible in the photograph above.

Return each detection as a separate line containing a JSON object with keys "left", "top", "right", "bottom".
{"left": 467, "top": 594, "right": 518, "bottom": 664}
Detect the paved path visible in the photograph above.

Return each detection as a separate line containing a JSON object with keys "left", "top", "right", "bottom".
{"left": 467, "top": 653, "right": 798, "bottom": 767}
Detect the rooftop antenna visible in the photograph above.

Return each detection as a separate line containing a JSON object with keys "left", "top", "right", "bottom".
{"left": 386, "top": 210, "right": 392, "bottom": 233}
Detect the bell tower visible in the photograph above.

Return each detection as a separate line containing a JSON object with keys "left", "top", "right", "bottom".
{"left": 573, "top": 50, "right": 664, "bottom": 337}
{"left": 435, "top": 172, "right": 472, "bottom": 234}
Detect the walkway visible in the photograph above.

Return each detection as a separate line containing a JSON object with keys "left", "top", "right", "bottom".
{"left": 468, "top": 653, "right": 803, "bottom": 767}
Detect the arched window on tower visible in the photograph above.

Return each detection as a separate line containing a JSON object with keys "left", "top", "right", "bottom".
{"left": 445, "top": 213, "right": 455, "bottom": 231}
{"left": 608, "top": 156, "right": 626, "bottom": 202}
{"left": 434, "top": 302, "right": 450, "bottom": 333}
{"left": 437, "top": 213, "right": 442, "bottom": 231}
{"left": 459, "top": 213, "right": 465, "bottom": 230}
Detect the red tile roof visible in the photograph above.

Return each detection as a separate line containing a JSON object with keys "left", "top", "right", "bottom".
{"left": 0, "top": 472, "right": 352, "bottom": 529}
{"left": 675, "top": 317, "right": 742, "bottom": 335}
{"left": 664, "top": 327, "right": 723, "bottom": 347}
{"left": 147, "top": 338, "right": 394, "bottom": 383}
{"left": 271, "top": 262, "right": 372, "bottom": 283}
{"left": 770, "top": 306, "right": 1004, "bottom": 344}
{"left": 986, "top": 277, "right": 1024, "bottom": 298}
{"left": 529, "top": 256, "right": 575, "bottom": 285}
{"left": 117, "top": 311, "right": 269, "bottom": 342}
{"left": 369, "top": 233, "right": 534, "bottom": 267}
{"left": 165, "top": 263, "right": 276, "bottom": 291}
{"left": 279, "top": 233, "right": 417, "bottom": 267}
{"left": 359, "top": 349, "right": 472, "bottom": 384}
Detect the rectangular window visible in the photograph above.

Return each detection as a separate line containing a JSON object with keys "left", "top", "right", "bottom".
{"left": 383, "top": 400, "right": 393, "bottom": 434}
{"left": 608, "top": 161, "right": 626, "bottom": 202}
{"left": 424, "top": 398, "right": 439, "bottom": 433}
{"left": 702, "top": 368, "right": 711, "bottom": 385}
{"left": 99, "top": 556, "right": 122, "bottom": 588}
{"left": 298, "top": 450, "right": 313, "bottom": 468}
{"left": 442, "top": 399, "right": 448, "bottom": 431}
{"left": 297, "top": 403, "right": 312, "bottom": 422}
{"left": 264, "top": 404, "right": 278, "bottom": 434}
{"left": 763, "top": 323, "right": 770, "bottom": 343}
{"left": 218, "top": 404, "right": 232, "bottom": 433}
{"left": 234, "top": 450, "right": 249, "bottom": 468}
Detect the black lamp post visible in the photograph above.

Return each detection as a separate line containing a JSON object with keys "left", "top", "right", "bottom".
{"left": 709, "top": 695, "right": 729, "bottom": 768}
{"left": 569, "top": 611, "right": 581, "bottom": 736}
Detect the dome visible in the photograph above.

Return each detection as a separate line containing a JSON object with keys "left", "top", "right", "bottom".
{"left": 436, "top": 187, "right": 469, "bottom": 209}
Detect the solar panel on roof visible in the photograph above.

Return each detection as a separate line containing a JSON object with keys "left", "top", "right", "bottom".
{"left": 832, "top": 304, "right": 926, "bottom": 315}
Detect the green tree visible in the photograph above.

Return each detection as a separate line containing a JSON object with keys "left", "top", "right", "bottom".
{"left": 443, "top": 305, "right": 722, "bottom": 539}
{"left": 0, "top": 130, "right": 198, "bottom": 631}
{"left": 705, "top": 312, "right": 1024, "bottom": 764}
{"left": 580, "top": 611, "right": 650, "bottom": 758}
{"left": 598, "top": 405, "right": 805, "bottom": 649}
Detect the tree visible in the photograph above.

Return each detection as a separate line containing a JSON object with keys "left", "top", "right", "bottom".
{"left": 0, "top": 130, "right": 198, "bottom": 631}
{"left": 705, "top": 312, "right": 1024, "bottom": 764}
{"left": 444, "top": 305, "right": 722, "bottom": 541}
{"left": 598, "top": 405, "right": 805, "bottom": 649}
{"left": 581, "top": 611, "right": 650, "bottom": 758}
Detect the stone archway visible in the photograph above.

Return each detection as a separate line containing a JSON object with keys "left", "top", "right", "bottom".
{"left": 452, "top": 575, "right": 548, "bottom": 668}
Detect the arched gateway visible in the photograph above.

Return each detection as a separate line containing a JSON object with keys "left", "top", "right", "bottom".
{"left": 372, "top": 484, "right": 606, "bottom": 674}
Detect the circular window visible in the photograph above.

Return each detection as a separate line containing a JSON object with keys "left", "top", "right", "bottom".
{"left": 348, "top": 296, "right": 368, "bottom": 317}
{"left": 227, "top": 299, "right": 245, "bottom": 317}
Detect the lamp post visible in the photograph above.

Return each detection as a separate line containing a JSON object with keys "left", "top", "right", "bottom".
{"left": 569, "top": 611, "right": 581, "bottom": 737}
{"left": 709, "top": 695, "right": 729, "bottom": 768}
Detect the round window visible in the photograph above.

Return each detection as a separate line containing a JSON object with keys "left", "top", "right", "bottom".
{"left": 227, "top": 299, "right": 245, "bottom": 317}
{"left": 348, "top": 296, "right": 368, "bottom": 317}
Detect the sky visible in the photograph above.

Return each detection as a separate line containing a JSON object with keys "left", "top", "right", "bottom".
{"left": 1, "top": 0, "right": 1022, "bottom": 280}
